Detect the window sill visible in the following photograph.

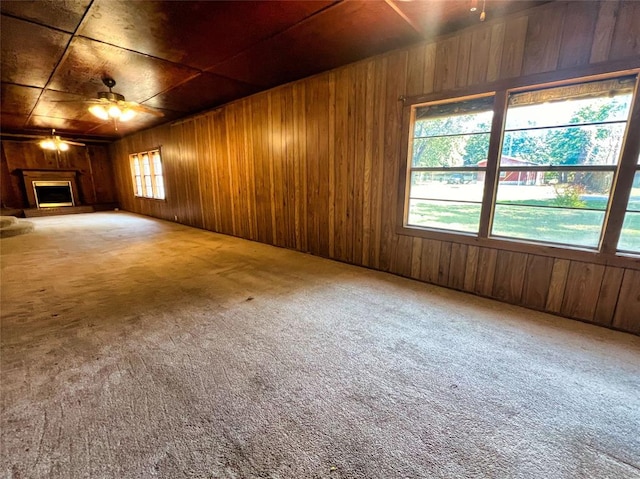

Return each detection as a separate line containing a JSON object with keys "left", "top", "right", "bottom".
{"left": 133, "top": 195, "right": 166, "bottom": 202}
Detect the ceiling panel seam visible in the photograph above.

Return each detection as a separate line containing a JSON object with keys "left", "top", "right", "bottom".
{"left": 383, "top": 0, "right": 423, "bottom": 35}
{"left": 25, "top": 0, "right": 96, "bottom": 129}
{"left": 203, "top": 0, "right": 345, "bottom": 73}
{"left": 0, "top": 12, "right": 78, "bottom": 35}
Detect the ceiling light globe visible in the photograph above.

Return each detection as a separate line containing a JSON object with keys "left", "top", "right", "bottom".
{"left": 89, "top": 105, "right": 109, "bottom": 120}
{"left": 40, "top": 139, "right": 55, "bottom": 150}
{"left": 108, "top": 105, "right": 122, "bottom": 118}
{"left": 120, "top": 109, "right": 136, "bottom": 122}
{"left": 58, "top": 142, "right": 69, "bottom": 151}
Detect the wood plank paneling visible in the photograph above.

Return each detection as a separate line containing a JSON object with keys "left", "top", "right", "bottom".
{"left": 590, "top": 0, "right": 620, "bottom": 64}
{"left": 420, "top": 239, "right": 441, "bottom": 284}
{"left": 109, "top": 1, "right": 640, "bottom": 335}
{"left": 492, "top": 251, "right": 528, "bottom": 304}
{"left": 448, "top": 242, "right": 468, "bottom": 290}
{"left": 594, "top": 266, "right": 625, "bottom": 326}
{"left": 561, "top": 261, "right": 606, "bottom": 322}
{"left": 499, "top": 16, "right": 528, "bottom": 79}
{"left": 410, "top": 237, "right": 422, "bottom": 278}
{"left": 468, "top": 27, "right": 492, "bottom": 85}
{"left": 333, "top": 67, "right": 350, "bottom": 261}
{"left": 422, "top": 43, "right": 437, "bottom": 94}
{"left": 487, "top": 22, "right": 505, "bottom": 82}
{"left": 558, "top": 1, "right": 599, "bottom": 69}
{"left": 434, "top": 36, "right": 459, "bottom": 92}
{"left": 379, "top": 50, "right": 407, "bottom": 271}
{"left": 546, "top": 259, "right": 570, "bottom": 313}
{"left": 369, "top": 57, "right": 386, "bottom": 269}
{"left": 455, "top": 32, "right": 473, "bottom": 89}
{"left": 522, "top": 2, "right": 565, "bottom": 75}
{"left": 393, "top": 234, "right": 414, "bottom": 278}
{"left": 437, "top": 241, "right": 452, "bottom": 286}
{"left": 521, "top": 255, "right": 554, "bottom": 310}
{"left": 475, "top": 247, "right": 498, "bottom": 297}
{"left": 361, "top": 61, "right": 375, "bottom": 267}
{"left": 612, "top": 269, "right": 640, "bottom": 334}
{"left": 86, "top": 145, "right": 116, "bottom": 204}
{"left": 406, "top": 45, "right": 426, "bottom": 96}
{"left": 609, "top": 0, "right": 640, "bottom": 60}
{"left": 352, "top": 63, "right": 367, "bottom": 263}
{"left": 0, "top": 144, "right": 22, "bottom": 208}
{"left": 463, "top": 245, "right": 479, "bottom": 292}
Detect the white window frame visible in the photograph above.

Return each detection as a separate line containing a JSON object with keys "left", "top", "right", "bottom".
{"left": 130, "top": 148, "right": 165, "bottom": 200}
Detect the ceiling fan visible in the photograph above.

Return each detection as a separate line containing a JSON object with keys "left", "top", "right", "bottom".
{"left": 33, "top": 129, "right": 85, "bottom": 151}
{"left": 85, "top": 77, "right": 164, "bottom": 124}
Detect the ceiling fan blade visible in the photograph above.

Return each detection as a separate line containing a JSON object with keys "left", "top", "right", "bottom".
{"left": 119, "top": 100, "right": 165, "bottom": 117}
{"left": 64, "top": 140, "right": 86, "bottom": 146}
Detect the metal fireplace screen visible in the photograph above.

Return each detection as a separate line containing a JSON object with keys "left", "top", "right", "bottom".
{"left": 33, "top": 181, "right": 74, "bottom": 208}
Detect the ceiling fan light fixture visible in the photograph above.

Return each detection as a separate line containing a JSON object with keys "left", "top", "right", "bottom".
{"left": 58, "top": 142, "right": 70, "bottom": 152}
{"left": 120, "top": 109, "right": 136, "bottom": 122}
{"left": 89, "top": 105, "right": 110, "bottom": 120}
{"left": 39, "top": 139, "right": 56, "bottom": 150}
{"left": 108, "top": 105, "right": 122, "bottom": 119}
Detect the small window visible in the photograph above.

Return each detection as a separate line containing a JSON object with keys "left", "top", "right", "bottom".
{"left": 405, "top": 96, "right": 494, "bottom": 234}
{"left": 618, "top": 153, "right": 640, "bottom": 253}
{"left": 491, "top": 77, "right": 635, "bottom": 248}
{"left": 129, "top": 149, "right": 165, "bottom": 199}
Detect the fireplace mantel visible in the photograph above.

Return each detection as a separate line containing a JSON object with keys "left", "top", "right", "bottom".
{"left": 19, "top": 169, "right": 81, "bottom": 208}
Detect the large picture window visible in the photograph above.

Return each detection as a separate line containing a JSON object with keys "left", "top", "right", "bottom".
{"left": 492, "top": 77, "right": 634, "bottom": 248}
{"left": 406, "top": 96, "right": 494, "bottom": 233}
{"left": 130, "top": 149, "right": 165, "bottom": 200}
{"left": 401, "top": 71, "right": 640, "bottom": 257}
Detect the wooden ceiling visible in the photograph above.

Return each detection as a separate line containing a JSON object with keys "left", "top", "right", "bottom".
{"left": 1, "top": 0, "right": 546, "bottom": 141}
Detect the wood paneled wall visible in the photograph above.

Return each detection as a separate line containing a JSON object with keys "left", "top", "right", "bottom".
{"left": 1, "top": 141, "right": 117, "bottom": 208}
{"left": 111, "top": 1, "right": 640, "bottom": 334}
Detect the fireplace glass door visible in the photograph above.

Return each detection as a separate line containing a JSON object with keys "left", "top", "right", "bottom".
{"left": 33, "top": 181, "right": 75, "bottom": 208}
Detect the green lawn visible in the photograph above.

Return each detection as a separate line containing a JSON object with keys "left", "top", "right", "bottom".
{"left": 409, "top": 199, "right": 640, "bottom": 251}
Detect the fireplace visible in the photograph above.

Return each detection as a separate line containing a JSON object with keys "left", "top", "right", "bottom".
{"left": 20, "top": 169, "right": 82, "bottom": 209}
{"left": 33, "top": 181, "right": 75, "bottom": 208}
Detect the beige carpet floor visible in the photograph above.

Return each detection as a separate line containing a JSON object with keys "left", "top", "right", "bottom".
{"left": 1, "top": 212, "right": 639, "bottom": 479}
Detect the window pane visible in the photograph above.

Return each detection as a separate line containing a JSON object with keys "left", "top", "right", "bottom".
{"left": 410, "top": 171, "right": 484, "bottom": 202}
{"left": 408, "top": 199, "right": 481, "bottom": 233}
{"left": 135, "top": 177, "right": 143, "bottom": 196}
{"left": 133, "top": 157, "right": 141, "bottom": 175}
{"left": 412, "top": 97, "right": 493, "bottom": 168}
{"left": 414, "top": 97, "right": 494, "bottom": 136}
{"left": 144, "top": 176, "right": 153, "bottom": 197}
{"left": 618, "top": 212, "right": 640, "bottom": 252}
{"left": 618, "top": 170, "right": 640, "bottom": 252}
{"left": 142, "top": 155, "right": 151, "bottom": 175}
{"left": 627, "top": 172, "right": 640, "bottom": 212}
{"left": 505, "top": 77, "right": 635, "bottom": 130}
{"left": 153, "top": 158, "right": 162, "bottom": 175}
{"left": 154, "top": 176, "right": 165, "bottom": 199}
{"left": 492, "top": 204, "right": 605, "bottom": 248}
{"left": 412, "top": 133, "right": 490, "bottom": 167}
{"left": 495, "top": 171, "right": 613, "bottom": 210}
{"left": 501, "top": 123, "right": 626, "bottom": 166}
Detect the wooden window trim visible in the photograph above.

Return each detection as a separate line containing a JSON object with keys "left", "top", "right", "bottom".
{"left": 397, "top": 63, "right": 640, "bottom": 271}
